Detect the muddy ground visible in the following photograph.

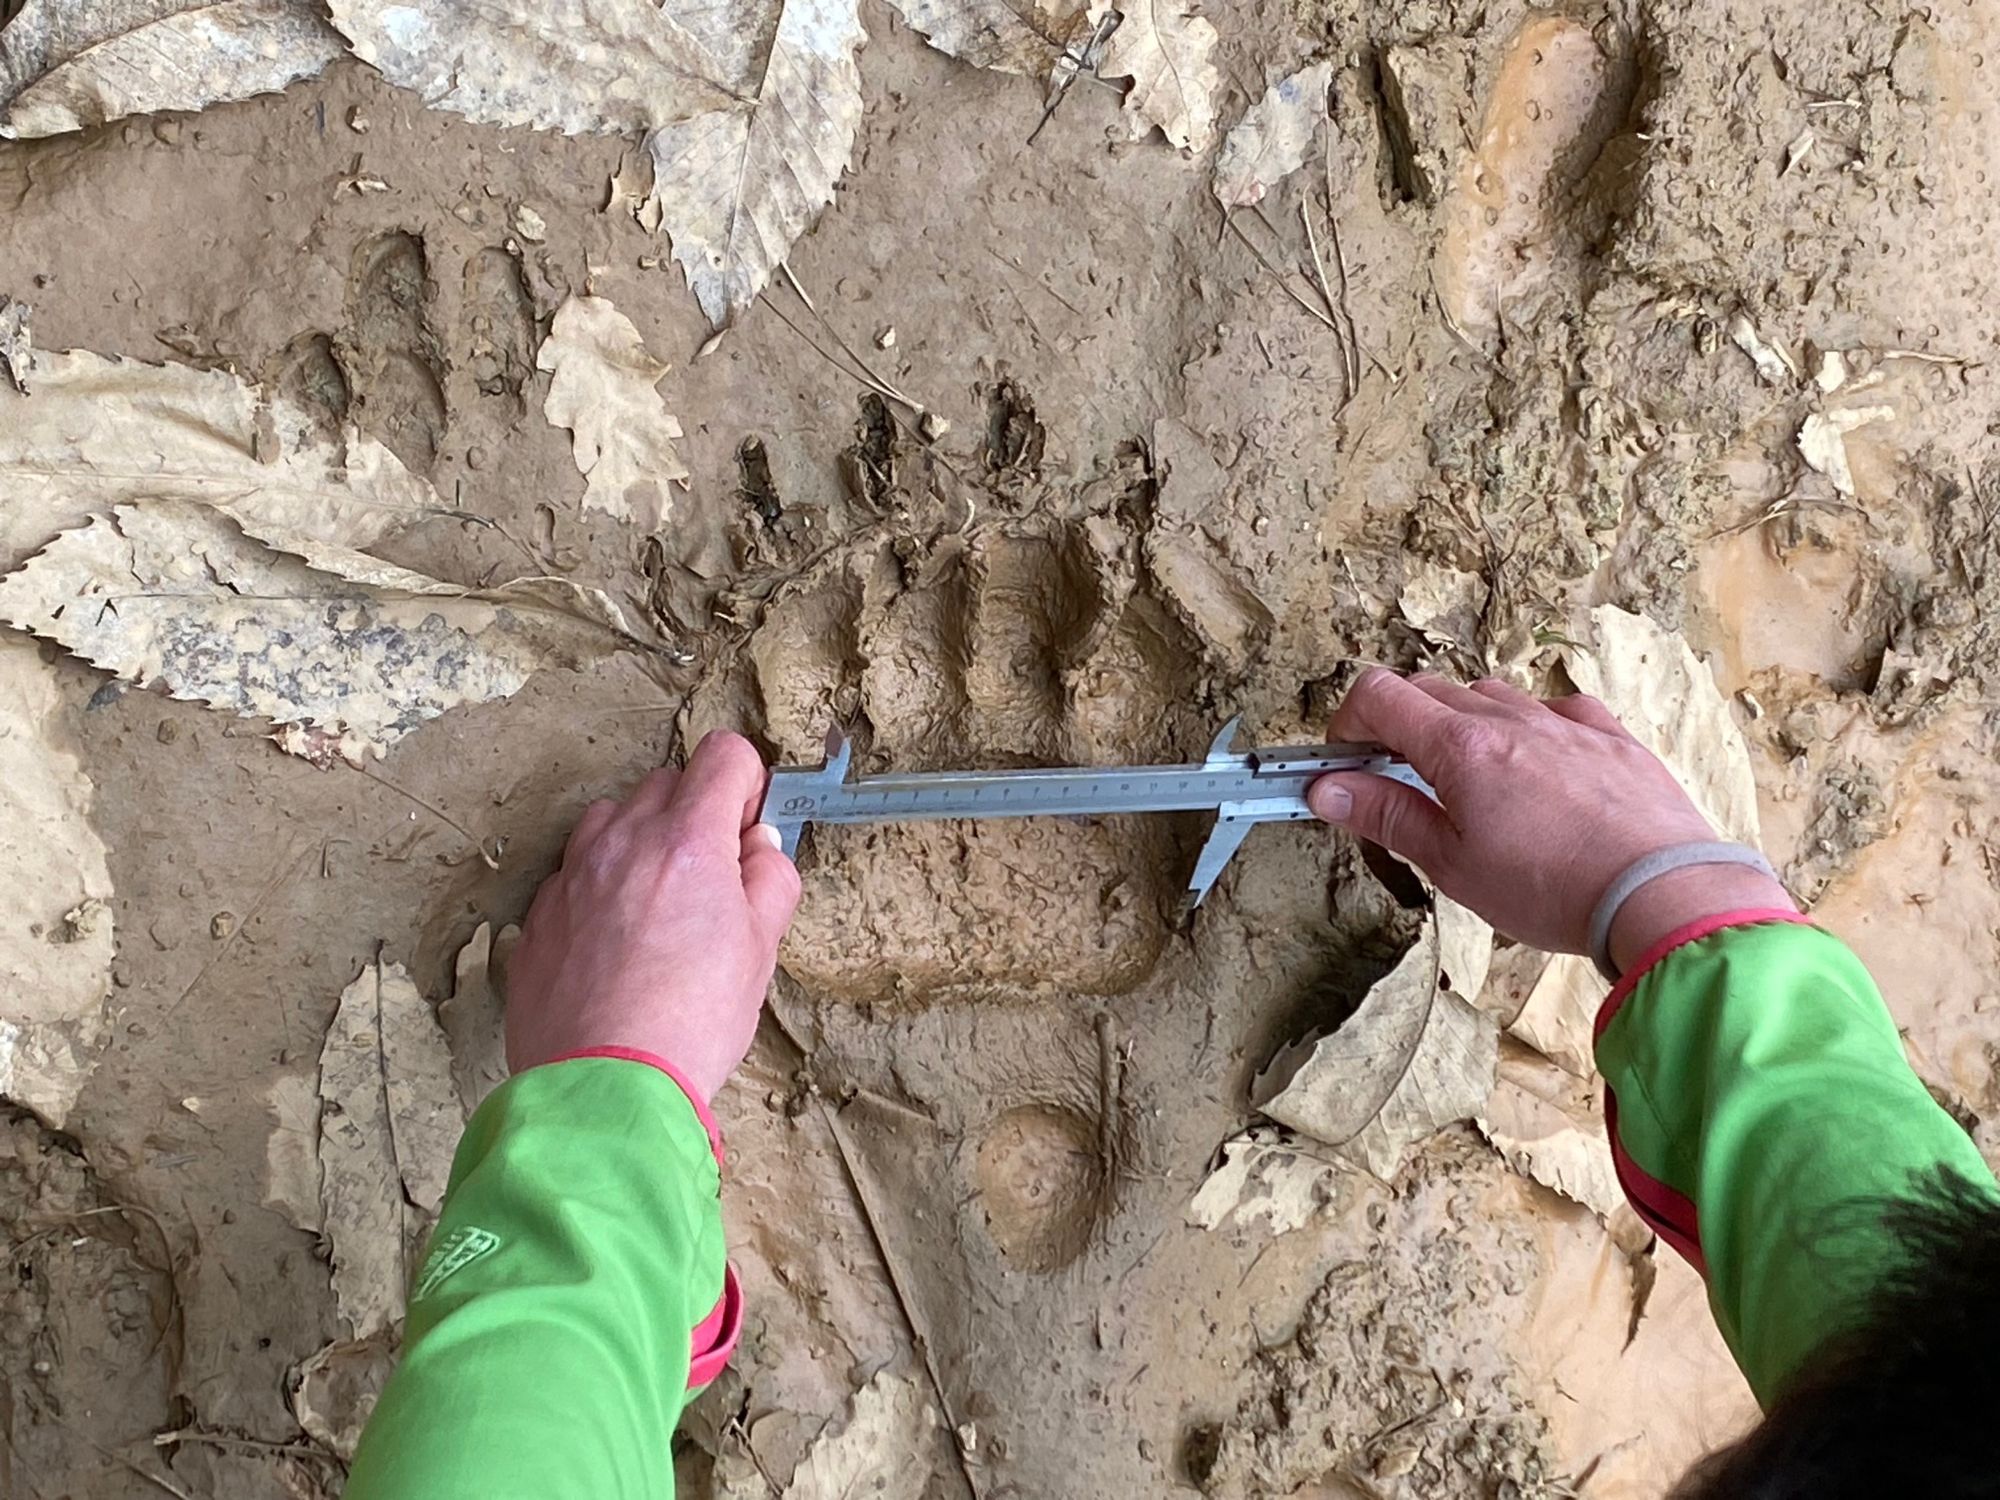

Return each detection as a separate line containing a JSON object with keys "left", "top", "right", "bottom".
{"left": 4, "top": 0, "right": 2000, "bottom": 1495}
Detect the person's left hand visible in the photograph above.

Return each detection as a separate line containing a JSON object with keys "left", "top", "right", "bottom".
{"left": 505, "top": 732, "right": 801, "bottom": 1102}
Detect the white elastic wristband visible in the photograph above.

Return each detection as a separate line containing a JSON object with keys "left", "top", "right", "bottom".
{"left": 1587, "top": 842, "right": 1779, "bottom": 982}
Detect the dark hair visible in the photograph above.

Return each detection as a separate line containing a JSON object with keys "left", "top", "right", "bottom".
{"left": 1675, "top": 1168, "right": 2000, "bottom": 1499}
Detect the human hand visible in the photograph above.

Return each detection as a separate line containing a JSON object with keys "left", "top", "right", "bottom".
{"left": 505, "top": 732, "right": 802, "bottom": 1102}
{"left": 1308, "top": 669, "right": 1794, "bottom": 971}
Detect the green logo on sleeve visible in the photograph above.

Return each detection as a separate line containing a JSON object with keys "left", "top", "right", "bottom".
{"left": 412, "top": 1226, "right": 501, "bottom": 1302}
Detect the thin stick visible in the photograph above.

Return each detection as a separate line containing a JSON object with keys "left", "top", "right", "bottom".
{"left": 164, "top": 840, "right": 314, "bottom": 1019}
{"left": 1223, "top": 215, "right": 1339, "bottom": 332}
{"left": 1297, "top": 199, "right": 1354, "bottom": 397}
{"left": 347, "top": 764, "right": 502, "bottom": 870}
{"left": 778, "top": 264, "right": 924, "bottom": 413}
{"left": 153, "top": 1430, "right": 333, "bottom": 1464}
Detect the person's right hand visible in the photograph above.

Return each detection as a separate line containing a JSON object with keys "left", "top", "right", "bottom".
{"left": 1308, "top": 668, "right": 1794, "bottom": 972}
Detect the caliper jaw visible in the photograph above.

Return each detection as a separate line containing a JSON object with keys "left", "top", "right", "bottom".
{"left": 760, "top": 724, "right": 853, "bottom": 858}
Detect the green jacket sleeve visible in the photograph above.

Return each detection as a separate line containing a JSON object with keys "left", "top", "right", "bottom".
{"left": 1594, "top": 915, "right": 1997, "bottom": 1405}
{"left": 344, "top": 1054, "right": 733, "bottom": 1499}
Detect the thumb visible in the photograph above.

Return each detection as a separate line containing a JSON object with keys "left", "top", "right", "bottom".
{"left": 739, "top": 823, "right": 803, "bottom": 946}
{"left": 1308, "top": 771, "right": 1456, "bottom": 876}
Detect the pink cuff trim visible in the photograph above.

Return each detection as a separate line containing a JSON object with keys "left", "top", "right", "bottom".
{"left": 536, "top": 1048, "right": 741, "bottom": 1389}
{"left": 543, "top": 1046, "right": 724, "bottom": 1166}
{"left": 687, "top": 1266, "right": 743, "bottom": 1389}
{"left": 1593, "top": 908, "right": 1812, "bottom": 1043}
{"left": 1604, "top": 1089, "right": 1708, "bottom": 1276}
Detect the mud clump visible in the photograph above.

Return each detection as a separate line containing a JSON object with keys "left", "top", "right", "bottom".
{"left": 1184, "top": 1151, "right": 1559, "bottom": 1497}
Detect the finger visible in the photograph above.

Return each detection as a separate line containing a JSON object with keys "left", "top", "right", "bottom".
{"left": 672, "top": 731, "right": 772, "bottom": 841}
{"left": 1545, "top": 691, "right": 1632, "bottom": 738}
{"left": 1407, "top": 673, "right": 1502, "bottom": 716}
{"left": 1468, "top": 676, "right": 1539, "bottom": 713}
{"left": 563, "top": 798, "right": 619, "bottom": 865}
{"left": 739, "top": 823, "right": 803, "bottom": 946}
{"left": 1308, "top": 771, "right": 1458, "bottom": 875}
{"left": 1328, "top": 668, "right": 1459, "bottom": 761}
{"left": 622, "top": 765, "right": 681, "bottom": 822}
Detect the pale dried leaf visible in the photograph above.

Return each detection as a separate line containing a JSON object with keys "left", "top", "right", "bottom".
{"left": 1798, "top": 405, "right": 1894, "bottom": 499}
{"left": 0, "top": 640, "right": 113, "bottom": 1128}
{"left": 441, "top": 921, "right": 519, "bottom": 1113}
{"left": 1089, "top": 0, "right": 1220, "bottom": 152}
{"left": 1812, "top": 349, "right": 1848, "bottom": 394}
{"left": 1727, "top": 312, "right": 1799, "bottom": 386}
{"left": 1782, "top": 126, "right": 1814, "bottom": 176}
{"left": 1398, "top": 560, "right": 1484, "bottom": 650}
{"left": 292, "top": 1332, "right": 396, "bottom": 1461}
{"left": 1476, "top": 1045, "right": 1620, "bottom": 1219}
{"left": 0, "top": 349, "right": 444, "bottom": 575}
{"left": 538, "top": 295, "right": 688, "bottom": 529}
{"left": 1212, "top": 61, "right": 1330, "bottom": 208}
{"left": 1562, "top": 606, "right": 1759, "bottom": 845}
{"left": 0, "top": 296, "right": 29, "bottom": 393}
{"left": 0, "top": 503, "right": 628, "bottom": 762}
{"left": 262, "top": 1069, "right": 322, "bottom": 1233}
{"left": 324, "top": 0, "right": 742, "bottom": 135}
{"left": 884, "top": 0, "right": 1084, "bottom": 76}
{"left": 783, "top": 1370, "right": 940, "bottom": 1500}
{"left": 1507, "top": 950, "right": 1601, "bottom": 1078}
{"left": 605, "top": 152, "right": 654, "bottom": 220}
{"left": 0, "top": 0, "right": 340, "bottom": 138}
{"left": 1252, "top": 918, "right": 1500, "bottom": 1180}
{"left": 1187, "top": 1125, "right": 1346, "bottom": 1234}
{"left": 645, "top": 0, "right": 867, "bottom": 326}
{"left": 318, "top": 957, "right": 458, "bottom": 1337}
{"left": 1512, "top": 607, "right": 1765, "bottom": 1070}
{"left": 1436, "top": 892, "right": 1493, "bottom": 1005}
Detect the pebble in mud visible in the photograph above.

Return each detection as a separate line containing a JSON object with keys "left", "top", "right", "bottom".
{"left": 210, "top": 911, "right": 237, "bottom": 940}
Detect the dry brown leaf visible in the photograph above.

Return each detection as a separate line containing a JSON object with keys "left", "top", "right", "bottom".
{"left": 1187, "top": 1125, "right": 1347, "bottom": 1234}
{"left": 319, "top": 956, "right": 460, "bottom": 1338}
{"left": 325, "top": 0, "right": 739, "bottom": 136}
{"left": 441, "top": 921, "right": 518, "bottom": 1114}
{"left": 1211, "top": 61, "right": 1330, "bottom": 208}
{"left": 0, "top": 349, "right": 445, "bottom": 575}
{"left": 1727, "top": 312, "right": 1798, "bottom": 386}
{"left": 1088, "top": 0, "right": 1220, "bottom": 152}
{"left": 291, "top": 1331, "right": 396, "bottom": 1461}
{"left": 1799, "top": 405, "right": 1894, "bottom": 499}
{"left": 1398, "top": 560, "right": 1485, "bottom": 651}
{"left": 0, "top": 0, "right": 340, "bottom": 138}
{"left": 537, "top": 295, "right": 689, "bottom": 530}
{"left": 262, "top": 1069, "right": 323, "bottom": 1233}
{"left": 0, "top": 296, "right": 29, "bottom": 393}
{"left": 783, "top": 1370, "right": 940, "bottom": 1500}
{"left": 883, "top": 0, "right": 1086, "bottom": 76}
{"left": 1476, "top": 1044, "right": 1621, "bottom": 1219}
{"left": 645, "top": 0, "right": 867, "bottom": 327}
{"left": 0, "top": 503, "right": 630, "bottom": 763}
{"left": 1252, "top": 916, "right": 1500, "bottom": 1180}
{"left": 0, "top": 641, "right": 113, "bottom": 1128}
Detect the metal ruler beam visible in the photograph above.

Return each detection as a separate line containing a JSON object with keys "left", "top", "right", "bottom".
{"left": 759, "top": 716, "right": 1431, "bottom": 907}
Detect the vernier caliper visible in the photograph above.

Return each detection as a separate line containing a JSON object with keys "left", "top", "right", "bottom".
{"left": 759, "top": 716, "right": 1432, "bottom": 907}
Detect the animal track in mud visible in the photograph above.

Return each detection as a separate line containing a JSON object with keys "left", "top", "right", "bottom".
{"left": 343, "top": 230, "right": 449, "bottom": 472}
{"left": 973, "top": 1100, "right": 1120, "bottom": 1272}
{"left": 461, "top": 245, "right": 538, "bottom": 402}
{"left": 693, "top": 511, "right": 1214, "bottom": 1004}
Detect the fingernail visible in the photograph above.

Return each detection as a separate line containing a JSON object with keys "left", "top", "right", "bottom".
{"left": 754, "top": 822, "right": 784, "bottom": 850}
{"left": 1310, "top": 783, "right": 1353, "bottom": 823}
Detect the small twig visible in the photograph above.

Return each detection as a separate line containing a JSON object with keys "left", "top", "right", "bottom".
{"left": 778, "top": 264, "right": 925, "bottom": 413}
{"left": 153, "top": 1429, "right": 334, "bottom": 1465}
{"left": 164, "top": 840, "right": 314, "bottom": 1019}
{"left": 1297, "top": 199, "right": 1354, "bottom": 401}
{"left": 347, "top": 763, "right": 502, "bottom": 870}
{"left": 1223, "top": 215, "right": 1340, "bottom": 333}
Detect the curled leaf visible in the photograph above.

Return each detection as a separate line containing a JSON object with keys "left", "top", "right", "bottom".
{"left": 1212, "top": 61, "right": 1330, "bottom": 208}
{"left": 0, "top": 0, "right": 341, "bottom": 139}
{"left": 1252, "top": 916, "right": 1500, "bottom": 1180}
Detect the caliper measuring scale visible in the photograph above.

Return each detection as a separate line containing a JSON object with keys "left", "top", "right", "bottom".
{"left": 760, "top": 715, "right": 1434, "bottom": 908}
